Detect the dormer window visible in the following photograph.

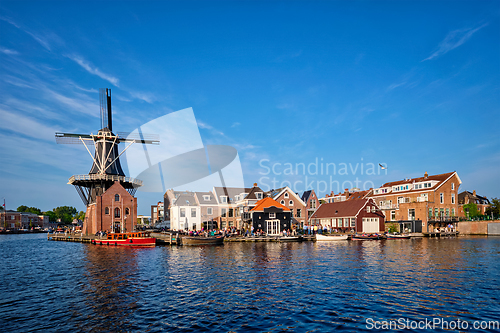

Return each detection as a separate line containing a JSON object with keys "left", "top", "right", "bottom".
{"left": 220, "top": 196, "right": 227, "bottom": 203}
{"left": 367, "top": 206, "right": 371, "bottom": 213}
{"left": 203, "top": 195, "right": 210, "bottom": 201}
{"left": 256, "top": 192, "right": 263, "bottom": 200}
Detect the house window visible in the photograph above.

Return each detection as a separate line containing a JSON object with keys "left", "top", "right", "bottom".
{"left": 366, "top": 206, "right": 371, "bottom": 213}
{"left": 269, "top": 212, "right": 276, "bottom": 218}
{"left": 220, "top": 196, "right": 227, "bottom": 203}
{"left": 256, "top": 192, "right": 263, "bottom": 200}
{"left": 435, "top": 208, "right": 439, "bottom": 217}
{"left": 105, "top": 207, "right": 109, "bottom": 215}
{"left": 280, "top": 200, "right": 285, "bottom": 205}
{"left": 311, "top": 200, "right": 316, "bottom": 209}
{"left": 451, "top": 208, "right": 455, "bottom": 216}
{"left": 446, "top": 208, "right": 450, "bottom": 216}
{"left": 391, "top": 211, "right": 396, "bottom": 221}
{"left": 451, "top": 194, "right": 455, "bottom": 204}
{"left": 290, "top": 209, "right": 294, "bottom": 217}
{"left": 351, "top": 218, "right": 356, "bottom": 227}
{"left": 440, "top": 193, "right": 444, "bottom": 204}
{"left": 289, "top": 200, "right": 293, "bottom": 206}
{"left": 114, "top": 208, "right": 120, "bottom": 218}
{"left": 207, "top": 207, "right": 213, "bottom": 215}
{"left": 229, "top": 209, "right": 233, "bottom": 217}
{"left": 284, "top": 192, "right": 289, "bottom": 198}
{"left": 125, "top": 208, "right": 129, "bottom": 215}
{"left": 451, "top": 183, "right": 455, "bottom": 190}
{"left": 428, "top": 208, "right": 432, "bottom": 217}
{"left": 221, "top": 208, "right": 227, "bottom": 217}
{"left": 180, "top": 208, "right": 185, "bottom": 217}
{"left": 203, "top": 195, "right": 210, "bottom": 201}
{"left": 296, "top": 209, "right": 301, "bottom": 217}
{"left": 191, "top": 208, "right": 196, "bottom": 217}
{"left": 115, "top": 194, "right": 120, "bottom": 202}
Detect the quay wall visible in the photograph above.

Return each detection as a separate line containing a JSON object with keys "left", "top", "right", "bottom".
{"left": 457, "top": 220, "right": 500, "bottom": 235}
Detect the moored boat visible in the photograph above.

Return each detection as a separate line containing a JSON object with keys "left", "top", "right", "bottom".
{"left": 180, "top": 235, "right": 224, "bottom": 246}
{"left": 386, "top": 233, "right": 411, "bottom": 239}
{"left": 91, "top": 232, "right": 156, "bottom": 247}
{"left": 352, "top": 234, "right": 384, "bottom": 240}
{"left": 315, "top": 234, "right": 349, "bottom": 241}
{"left": 280, "top": 236, "right": 302, "bottom": 242}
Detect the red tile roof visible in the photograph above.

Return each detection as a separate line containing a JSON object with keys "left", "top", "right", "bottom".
{"left": 250, "top": 197, "right": 290, "bottom": 212}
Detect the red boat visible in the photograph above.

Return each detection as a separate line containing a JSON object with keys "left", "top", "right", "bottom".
{"left": 91, "top": 232, "right": 156, "bottom": 247}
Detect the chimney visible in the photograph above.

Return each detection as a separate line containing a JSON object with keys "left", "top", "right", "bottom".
{"left": 344, "top": 188, "right": 349, "bottom": 196}
{"left": 473, "top": 190, "right": 476, "bottom": 197}
{"left": 424, "top": 171, "right": 428, "bottom": 179}
{"left": 253, "top": 183, "right": 258, "bottom": 187}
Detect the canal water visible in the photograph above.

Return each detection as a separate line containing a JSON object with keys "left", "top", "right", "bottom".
{"left": 0, "top": 234, "right": 499, "bottom": 332}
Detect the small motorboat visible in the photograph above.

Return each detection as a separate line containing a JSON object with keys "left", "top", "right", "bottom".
{"left": 91, "top": 232, "right": 156, "bottom": 247}
{"left": 386, "top": 233, "right": 411, "bottom": 239}
{"left": 180, "top": 235, "right": 224, "bottom": 246}
{"left": 352, "top": 234, "right": 384, "bottom": 240}
{"left": 279, "top": 236, "right": 302, "bottom": 242}
{"left": 315, "top": 234, "right": 349, "bottom": 241}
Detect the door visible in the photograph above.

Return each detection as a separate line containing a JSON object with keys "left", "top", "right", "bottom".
{"left": 266, "top": 220, "right": 280, "bottom": 235}
{"left": 362, "top": 218, "right": 379, "bottom": 233}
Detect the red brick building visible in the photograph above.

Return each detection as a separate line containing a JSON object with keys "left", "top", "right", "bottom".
{"left": 83, "top": 181, "right": 137, "bottom": 235}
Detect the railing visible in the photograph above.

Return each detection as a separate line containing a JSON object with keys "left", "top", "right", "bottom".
{"left": 428, "top": 216, "right": 459, "bottom": 222}
{"left": 379, "top": 204, "right": 398, "bottom": 210}
{"left": 68, "top": 174, "right": 143, "bottom": 186}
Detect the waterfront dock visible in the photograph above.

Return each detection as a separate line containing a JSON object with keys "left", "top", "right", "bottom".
{"left": 422, "top": 231, "right": 459, "bottom": 237}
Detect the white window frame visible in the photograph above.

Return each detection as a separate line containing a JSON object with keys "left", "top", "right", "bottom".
{"left": 284, "top": 192, "right": 289, "bottom": 198}
{"left": 207, "top": 207, "right": 213, "bottom": 215}
{"left": 220, "top": 196, "right": 227, "bottom": 203}
{"left": 280, "top": 200, "right": 285, "bottom": 205}
{"left": 191, "top": 208, "right": 196, "bottom": 218}
{"left": 203, "top": 195, "right": 210, "bottom": 201}
{"left": 289, "top": 200, "right": 293, "bottom": 206}
{"left": 451, "top": 183, "right": 455, "bottom": 190}
{"left": 269, "top": 212, "right": 276, "bottom": 219}
{"left": 256, "top": 192, "right": 263, "bottom": 200}
{"left": 451, "top": 193, "right": 455, "bottom": 204}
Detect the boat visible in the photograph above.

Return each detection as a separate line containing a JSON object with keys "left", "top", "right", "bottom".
{"left": 386, "top": 233, "right": 411, "bottom": 239}
{"left": 91, "top": 232, "right": 156, "bottom": 247}
{"left": 180, "top": 235, "right": 224, "bottom": 246}
{"left": 315, "top": 234, "right": 349, "bottom": 241}
{"left": 280, "top": 236, "right": 302, "bottom": 242}
{"left": 352, "top": 234, "right": 384, "bottom": 240}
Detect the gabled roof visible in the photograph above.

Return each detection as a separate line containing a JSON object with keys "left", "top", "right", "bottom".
{"left": 346, "top": 189, "right": 372, "bottom": 200}
{"left": 213, "top": 187, "right": 252, "bottom": 204}
{"left": 250, "top": 197, "right": 290, "bottom": 212}
{"left": 173, "top": 192, "right": 198, "bottom": 206}
{"left": 311, "top": 199, "right": 381, "bottom": 219}
{"left": 272, "top": 186, "right": 306, "bottom": 206}
{"left": 301, "top": 190, "right": 312, "bottom": 203}
{"left": 266, "top": 187, "right": 286, "bottom": 199}
{"left": 245, "top": 186, "right": 265, "bottom": 200}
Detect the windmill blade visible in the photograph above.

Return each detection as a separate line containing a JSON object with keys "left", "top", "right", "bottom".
{"left": 117, "top": 132, "right": 160, "bottom": 145}
{"left": 55, "top": 132, "right": 94, "bottom": 145}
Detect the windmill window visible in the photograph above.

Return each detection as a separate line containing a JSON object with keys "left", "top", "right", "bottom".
{"left": 114, "top": 208, "right": 120, "bottom": 218}
{"left": 115, "top": 194, "right": 120, "bottom": 202}
{"left": 105, "top": 207, "right": 109, "bottom": 214}
{"left": 125, "top": 208, "right": 130, "bottom": 215}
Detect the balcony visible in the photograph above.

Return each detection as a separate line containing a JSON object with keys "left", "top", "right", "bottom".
{"left": 428, "top": 216, "right": 459, "bottom": 222}
{"left": 379, "top": 204, "right": 398, "bottom": 210}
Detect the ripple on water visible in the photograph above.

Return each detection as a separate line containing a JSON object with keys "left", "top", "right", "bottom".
{"left": 1, "top": 235, "right": 500, "bottom": 332}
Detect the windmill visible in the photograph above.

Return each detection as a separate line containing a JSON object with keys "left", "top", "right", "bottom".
{"left": 55, "top": 88, "right": 159, "bottom": 233}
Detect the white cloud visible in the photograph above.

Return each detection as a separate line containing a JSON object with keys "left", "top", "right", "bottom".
{"left": 129, "top": 90, "right": 156, "bottom": 103}
{"left": 0, "top": 47, "right": 19, "bottom": 55}
{"left": 0, "top": 108, "right": 59, "bottom": 141}
{"left": 197, "top": 120, "right": 225, "bottom": 136}
{"left": 423, "top": 23, "right": 488, "bottom": 61}
{"left": 66, "top": 54, "right": 119, "bottom": 87}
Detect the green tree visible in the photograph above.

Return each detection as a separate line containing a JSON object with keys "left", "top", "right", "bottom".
{"left": 463, "top": 203, "right": 479, "bottom": 219}
{"left": 53, "top": 206, "right": 78, "bottom": 223}
{"left": 76, "top": 211, "right": 86, "bottom": 221}
{"left": 43, "top": 211, "right": 57, "bottom": 222}
{"left": 485, "top": 198, "right": 500, "bottom": 218}
{"left": 17, "top": 206, "right": 42, "bottom": 215}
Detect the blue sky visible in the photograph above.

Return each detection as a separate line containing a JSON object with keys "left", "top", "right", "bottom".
{"left": 1, "top": 0, "right": 499, "bottom": 215}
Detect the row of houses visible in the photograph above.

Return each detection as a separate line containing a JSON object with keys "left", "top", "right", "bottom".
{"left": 0, "top": 210, "right": 55, "bottom": 230}
{"left": 151, "top": 171, "right": 492, "bottom": 235}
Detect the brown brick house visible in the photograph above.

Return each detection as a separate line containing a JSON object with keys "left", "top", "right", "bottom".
{"left": 310, "top": 199, "right": 385, "bottom": 233}
{"left": 367, "top": 171, "right": 461, "bottom": 231}
{"left": 84, "top": 181, "right": 137, "bottom": 235}
{"left": 271, "top": 186, "right": 306, "bottom": 228}
{"left": 458, "top": 190, "right": 491, "bottom": 217}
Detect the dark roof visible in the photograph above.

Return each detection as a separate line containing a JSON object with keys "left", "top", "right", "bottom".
{"left": 301, "top": 190, "right": 312, "bottom": 203}
{"left": 245, "top": 186, "right": 265, "bottom": 200}
{"left": 195, "top": 191, "right": 218, "bottom": 205}
{"left": 213, "top": 187, "right": 252, "bottom": 203}
{"left": 383, "top": 172, "right": 455, "bottom": 187}
{"left": 266, "top": 187, "right": 286, "bottom": 199}
{"left": 311, "top": 199, "right": 379, "bottom": 218}
{"left": 346, "top": 190, "right": 371, "bottom": 200}
{"left": 458, "top": 191, "right": 490, "bottom": 205}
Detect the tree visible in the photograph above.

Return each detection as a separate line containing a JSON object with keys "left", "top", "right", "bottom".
{"left": 53, "top": 206, "right": 78, "bottom": 224}
{"left": 463, "top": 203, "right": 479, "bottom": 219}
{"left": 485, "top": 198, "right": 500, "bottom": 218}
{"left": 43, "top": 210, "right": 57, "bottom": 222}
{"left": 76, "top": 211, "right": 86, "bottom": 221}
{"left": 17, "top": 206, "right": 42, "bottom": 215}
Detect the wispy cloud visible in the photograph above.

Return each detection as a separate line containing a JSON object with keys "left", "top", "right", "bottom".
{"left": 0, "top": 108, "right": 59, "bottom": 141}
{"left": 0, "top": 47, "right": 19, "bottom": 55}
{"left": 423, "top": 23, "right": 488, "bottom": 61}
{"left": 197, "top": 120, "right": 225, "bottom": 136}
{"left": 129, "top": 90, "right": 156, "bottom": 103}
{"left": 1, "top": 16, "right": 55, "bottom": 51}
{"left": 231, "top": 122, "right": 240, "bottom": 128}
{"left": 66, "top": 54, "right": 119, "bottom": 87}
